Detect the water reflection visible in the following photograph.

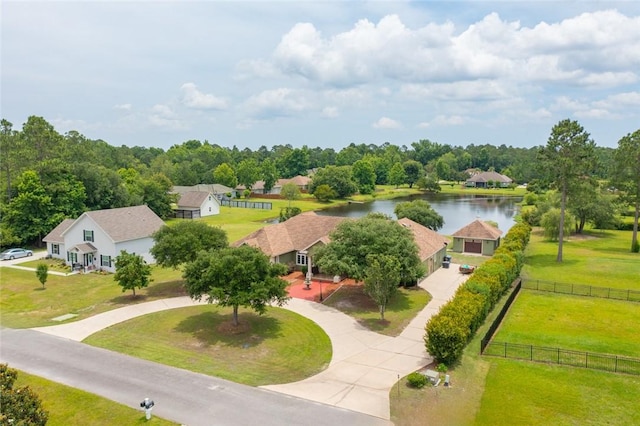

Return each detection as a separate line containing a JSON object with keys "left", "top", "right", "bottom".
{"left": 315, "top": 193, "right": 521, "bottom": 235}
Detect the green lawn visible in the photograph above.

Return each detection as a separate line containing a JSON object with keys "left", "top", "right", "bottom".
{"left": 475, "top": 359, "right": 640, "bottom": 426}
{"left": 490, "top": 291, "right": 640, "bottom": 357}
{"left": 0, "top": 266, "right": 185, "bottom": 328}
{"left": 84, "top": 305, "right": 332, "bottom": 386}
{"left": 390, "top": 227, "right": 640, "bottom": 425}
{"left": 323, "top": 285, "right": 431, "bottom": 336}
{"left": 521, "top": 229, "right": 640, "bottom": 290}
{"left": 14, "top": 371, "right": 177, "bottom": 425}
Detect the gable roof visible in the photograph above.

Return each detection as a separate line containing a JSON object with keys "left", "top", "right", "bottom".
{"left": 398, "top": 218, "right": 449, "bottom": 261}
{"left": 63, "top": 205, "right": 165, "bottom": 243}
{"left": 43, "top": 219, "right": 75, "bottom": 243}
{"left": 467, "top": 172, "right": 513, "bottom": 183}
{"left": 233, "top": 212, "right": 346, "bottom": 257}
{"left": 467, "top": 171, "right": 512, "bottom": 183}
{"left": 176, "top": 191, "right": 216, "bottom": 209}
{"left": 172, "top": 184, "right": 233, "bottom": 195}
{"left": 451, "top": 219, "right": 503, "bottom": 240}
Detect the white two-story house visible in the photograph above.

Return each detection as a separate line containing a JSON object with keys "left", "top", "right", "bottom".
{"left": 43, "top": 205, "right": 165, "bottom": 272}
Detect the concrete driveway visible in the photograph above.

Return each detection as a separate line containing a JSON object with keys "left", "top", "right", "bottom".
{"left": 32, "top": 264, "right": 469, "bottom": 420}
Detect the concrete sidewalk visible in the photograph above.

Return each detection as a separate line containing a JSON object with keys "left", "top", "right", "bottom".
{"left": 32, "top": 264, "right": 469, "bottom": 420}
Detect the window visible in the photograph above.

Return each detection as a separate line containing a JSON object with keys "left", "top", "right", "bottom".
{"left": 67, "top": 251, "right": 77, "bottom": 263}
{"left": 83, "top": 230, "right": 94, "bottom": 242}
{"left": 101, "top": 255, "right": 111, "bottom": 267}
{"left": 209, "top": 207, "right": 212, "bottom": 212}
{"left": 296, "top": 252, "right": 308, "bottom": 266}
{"left": 52, "top": 244, "right": 59, "bottom": 255}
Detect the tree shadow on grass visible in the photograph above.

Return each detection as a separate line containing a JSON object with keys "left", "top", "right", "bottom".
{"left": 174, "top": 310, "right": 283, "bottom": 348}
{"left": 523, "top": 253, "right": 580, "bottom": 268}
{"left": 145, "top": 280, "right": 188, "bottom": 298}
{"left": 109, "top": 293, "right": 149, "bottom": 304}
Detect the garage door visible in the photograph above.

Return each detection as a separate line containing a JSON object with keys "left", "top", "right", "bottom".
{"left": 464, "top": 240, "right": 482, "bottom": 254}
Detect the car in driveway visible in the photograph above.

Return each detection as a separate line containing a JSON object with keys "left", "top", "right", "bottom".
{"left": 0, "top": 248, "right": 33, "bottom": 260}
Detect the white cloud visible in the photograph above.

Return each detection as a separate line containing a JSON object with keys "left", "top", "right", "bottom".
{"left": 266, "top": 10, "right": 640, "bottom": 90}
{"left": 431, "top": 115, "right": 465, "bottom": 126}
{"left": 243, "top": 88, "right": 311, "bottom": 119}
{"left": 372, "top": 117, "right": 401, "bottom": 129}
{"left": 321, "top": 106, "right": 338, "bottom": 118}
{"left": 148, "top": 104, "right": 188, "bottom": 130}
{"left": 113, "top": 103, "right": 132, "bottom": 111}
{"left": 181, "top": 82, "right": 228, "bottom": 110}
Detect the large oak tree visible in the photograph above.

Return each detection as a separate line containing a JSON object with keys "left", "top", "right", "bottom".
{"left": 151, "top": 221, "right": 228, "bottom": 269}
{"left": 183, "top": 245, "right": 289, "bottom": 326}
{"left": 314, "top": 213, "right": 425, "bottom": 285}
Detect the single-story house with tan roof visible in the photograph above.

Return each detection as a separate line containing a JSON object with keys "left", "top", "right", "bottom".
{"left": 398, "top": 218, "right": 450, "bottom": 276}
{"left": 451, "top": 219, "right": 503, "bottom": 256}
{"left": 174, "top": 191, "right": 220, "bottom": 219}
{"left": 233, "top": 212, "right": 345, "bottom": 271}
{"left": 237, "top": 175, "right": 312, "bottom": 195}
{"left": 42, "top": 205, "right": 164, "bottom": 272}
{"left": 234, "top": 212, "right": 448, "bottom": 277}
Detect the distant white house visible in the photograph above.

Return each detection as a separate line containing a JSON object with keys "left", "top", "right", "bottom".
{"left": 174, "top": 191, "right": 220, "bottom": 219}
{"left": 42, "top": 205, "right": 165, "bottom": 273}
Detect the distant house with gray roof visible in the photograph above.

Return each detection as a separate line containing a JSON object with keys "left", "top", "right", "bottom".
{"left": 42, "top": 205, "right": 164, "bottom": 272}
{"left": 465, "top": 171, "right": 513, "bottom": 188}
{"left": 172, "top": 184, "right": 238, "bottom": 199}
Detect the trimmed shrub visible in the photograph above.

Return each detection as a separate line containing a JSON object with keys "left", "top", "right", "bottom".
{"left": 424, "top": 220, "right": 531, "bottom": 365}
{"left": 407, "top": 372, "right": 428, "bottom": 388}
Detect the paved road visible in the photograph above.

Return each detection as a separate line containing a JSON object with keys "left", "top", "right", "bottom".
{"left": 0, "top": 328, "right": 390, "bottom": 426}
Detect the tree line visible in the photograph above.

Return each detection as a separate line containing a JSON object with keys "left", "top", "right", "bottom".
{"left": 1, "top": 116, "right": 637, "bottom": 251}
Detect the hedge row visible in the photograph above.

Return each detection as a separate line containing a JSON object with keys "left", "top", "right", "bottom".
{"left": 424, "top": 222, "right": 532, "bottom": 365}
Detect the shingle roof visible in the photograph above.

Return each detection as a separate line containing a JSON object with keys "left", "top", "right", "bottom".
{"left": 451, "top": 219, "right": 503, "bottom": 240}
{"left": 177, "top": 191, "right": 211, "bottom": 208}
{"left": 233, "top": 212, "right": 346, "bottom": 257}
{"left": 172, "top": 184, "right": 233, "bottom": 195}
{"left": 467, "top": 171, "right": 512, "bottom": 183}
{"left": 398, "top": 218, "right": 449, "bottom": 261}
{"left": 67, "top": 205, "right": 165, "bottom": 243}
{"left": 43, "top": 219, "right": 75, "bottom": 243}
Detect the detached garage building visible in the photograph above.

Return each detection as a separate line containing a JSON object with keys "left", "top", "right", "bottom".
{"left": 451, "top": 219, "right": 503, "bottom": 256}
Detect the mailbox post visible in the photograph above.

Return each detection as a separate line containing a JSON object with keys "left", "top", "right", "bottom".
{"left": 140, "top": 397, "right": 155, "bottom": 420}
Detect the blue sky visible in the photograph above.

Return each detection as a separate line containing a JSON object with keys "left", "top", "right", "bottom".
{"left": 2, "top": 1, "right": 639, "bottom": 150}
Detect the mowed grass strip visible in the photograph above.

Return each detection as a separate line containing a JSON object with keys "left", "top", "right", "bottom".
{"left": 84, "top": 305, "right": 331, "bottom": 386}
{"left": 15, "top": 371, "right": 177, "bottom": 425}
{"left": 521, "top": 229, "right": 640, "bottom": 290}
{"left": 0, "top": 266, "right": 185, "bottom": 328}
{"left": 475, "top": 359, "right": 640, "bottom": 426}
{"left": 324, "top": 285, "right": 431, "bottom": 336}
{"left": 492, "top": 291, "right": 640, "bottom": 357}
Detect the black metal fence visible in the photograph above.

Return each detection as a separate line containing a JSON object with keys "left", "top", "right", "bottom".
{"left": 220, "top": 200, "right": 272, "bottom": 210}
{"left": 479, "top": 278, "right": 522, "bottom": 354}
{"left": 483, "top": 341, "right": 640, "bottom": 375}
{"left": 521, "top": 279, "right": 640, "bottom": 302}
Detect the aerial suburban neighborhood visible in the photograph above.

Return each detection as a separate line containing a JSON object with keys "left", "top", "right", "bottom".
{"left": 2, "top": 2, "right": 640, "bottom": 426}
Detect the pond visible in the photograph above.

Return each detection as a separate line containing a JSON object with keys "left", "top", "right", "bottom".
{"left": 315, "top": 193, "right": 522, "bottom": 235}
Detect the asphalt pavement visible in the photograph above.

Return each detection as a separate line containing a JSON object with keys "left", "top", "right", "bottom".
{"left": 0, "top": 328, "right": 390, "bottom": 426}
{"left": 2, "top": 262, "right": 468, "bottom": 424}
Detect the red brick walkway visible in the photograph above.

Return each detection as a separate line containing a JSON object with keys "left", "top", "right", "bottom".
{"left": 283, "top": 272, "right": 358, "bottom": 302}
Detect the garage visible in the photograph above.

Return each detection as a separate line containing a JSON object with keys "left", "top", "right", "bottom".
{"left": 464, "top": 239, "right": 482, "bottom": 254}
